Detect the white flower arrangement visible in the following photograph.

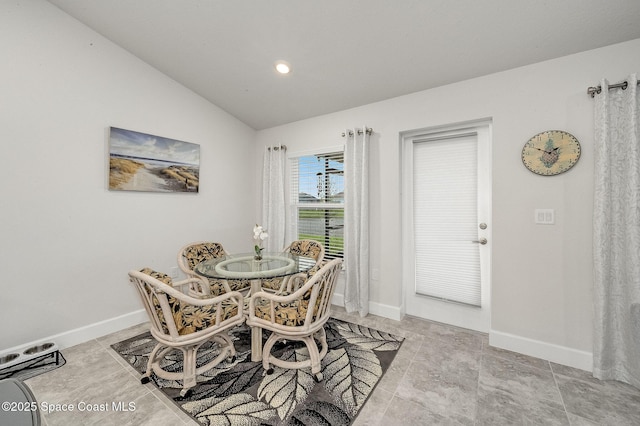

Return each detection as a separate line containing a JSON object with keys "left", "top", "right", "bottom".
{"left": 253, "top": 224, "right": 268, "bottom": 259}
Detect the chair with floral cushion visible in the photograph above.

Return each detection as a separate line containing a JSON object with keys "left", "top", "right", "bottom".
{"left": 178, "top": 241, "right": 250, "bottom": 295}
{"left": 260, "top": 239, "right": 326, "bottom": 293}
{"left": 129, "top": 268, "right": 245, "bottom": 396}
{"left": 247, "top": 258, "right": 342, "bottom": 382}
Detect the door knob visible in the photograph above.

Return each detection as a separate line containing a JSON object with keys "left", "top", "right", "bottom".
{"left": 472, "top": 238, "right": 488, "bottom": 245}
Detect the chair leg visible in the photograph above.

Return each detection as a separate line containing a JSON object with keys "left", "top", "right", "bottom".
{"left": 141, "top": 343, "right": 164, "bottom": 384}
{"left": 261, "top": 328, "right": 328, "bottom": 382}
{"left": 311, "top": 327, "right": 328, "bottom": 382}
{"left": 315, "top": 327, "right": 328, "bottom": 363}
{"left": 180, "top": 336, "right": 236, "bottom": 397}
{"left": 302, "top": 328, "right": 327, "bottom": 381}
{"left": 262, "top": 333, "right": 280, "bottom": 374}
{"left": 180, "top": 345, "right": 198, "bottom": 396}
{"left": 213, "top": 333, "right": 236, "bottom": 361}
{"left": 144, "top": 339, "right": 235, "bottom": 397}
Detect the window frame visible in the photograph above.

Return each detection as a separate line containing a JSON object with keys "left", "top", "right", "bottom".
{"left": 287, "top": 145, "right": 345, "bottom": 260}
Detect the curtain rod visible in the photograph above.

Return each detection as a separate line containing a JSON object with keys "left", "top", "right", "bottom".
{"left": 267, "top": 145, "right": 286, "bottom": 151}
{"left": 341, "top": 127, "right": 373, "bottom": 137}
{"left": 587, "top": 80, "right": 639, "bottom": 98}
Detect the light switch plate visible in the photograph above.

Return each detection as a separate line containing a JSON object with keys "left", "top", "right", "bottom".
{"left": 535, "top": 209, "right": 555, "bottom": 225}
{"left": 170, "top": 266, "right": 179, "bottom": 278}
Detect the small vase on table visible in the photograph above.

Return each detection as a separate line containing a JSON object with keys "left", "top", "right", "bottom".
{"left": 254, "top": 245, "right": 263, "bottom": 261}
{"left": 253, "top": 224, "right": 268, "bottom": 261}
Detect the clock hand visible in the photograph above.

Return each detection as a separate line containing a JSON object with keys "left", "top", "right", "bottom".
{"left": 536, "top": 147, "right": 559, "bottom": 154}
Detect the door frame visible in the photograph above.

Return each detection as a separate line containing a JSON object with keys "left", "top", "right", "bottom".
{"left": 400, "top": 119, "right": 492, "bottom": 332}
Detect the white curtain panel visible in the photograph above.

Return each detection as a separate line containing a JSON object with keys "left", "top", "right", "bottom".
{"left": 261, "top": 145, "right": 286, "bottom": 252}
{"left": 593, "top": 74, "right": 640, "bottom": 389}
{"left": 344, "top": 127, "right": 370, "bottom": 316}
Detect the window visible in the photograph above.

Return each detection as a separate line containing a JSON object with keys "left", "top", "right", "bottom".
{"left": 290, "top": 150, "right": 344, "bottom": 259}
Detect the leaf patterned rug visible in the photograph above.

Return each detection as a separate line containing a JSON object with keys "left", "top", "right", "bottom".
{"left": 111, "top": 318, "right": 403, "bottom": 425}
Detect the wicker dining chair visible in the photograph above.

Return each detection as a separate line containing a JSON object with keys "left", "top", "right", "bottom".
{"left": 178, "top": 241, "right": 250, "bottom": 295}
{"left": 260, "top": 239, "right": 326, "bottom": 293}
{"left": 247, "top": 258, "right": 342, "bottom": 382}
{"left": 129, "top": 268, "right": 245, "bottom": 396}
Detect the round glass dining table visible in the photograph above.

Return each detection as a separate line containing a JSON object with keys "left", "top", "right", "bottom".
{"left": 194, "top": 252, "right": 316, "bottom": 361}
{"left": 194, "top": 252, "right": 316, "bottom": 281}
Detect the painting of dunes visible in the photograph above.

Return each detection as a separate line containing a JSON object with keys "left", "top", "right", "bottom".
{"left": 108, "top": 127, "right": 200, "bottom": 193}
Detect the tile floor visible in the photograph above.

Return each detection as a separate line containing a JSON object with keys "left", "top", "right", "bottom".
{"left": 24, "top": 307, "right": 640, "bottom": 425}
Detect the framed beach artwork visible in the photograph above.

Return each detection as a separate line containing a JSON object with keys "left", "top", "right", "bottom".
{"left": 108, "top": 127, "right": 200, "bottom": 193}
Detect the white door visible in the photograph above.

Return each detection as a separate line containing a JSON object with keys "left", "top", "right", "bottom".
{"left": 401, "top": 121, "right": 491, "bottom": 332}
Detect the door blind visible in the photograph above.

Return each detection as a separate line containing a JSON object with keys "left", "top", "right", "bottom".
{"left": 413, "top": 135, "right": 481, "bottom": 306}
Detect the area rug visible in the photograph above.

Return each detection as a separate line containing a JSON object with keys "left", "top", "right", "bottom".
{"left": 111, "top": 318, "right": 403, "bottom": 425}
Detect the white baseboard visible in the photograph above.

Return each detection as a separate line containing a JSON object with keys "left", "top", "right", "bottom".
{"left": 489, "top": 329, "right": 593, "bottom": 372}
{"left": 368, "top": 300, "right": 403, "bottom": 321}
{"left": 0, "top": 309, "right": 148, "bottom": 357}
{"left": 4, "top": 293, "right": 400, "bottom": 358}
{"left": 333, "top": 292, "right": 592, "bottom": 372}
{"left": 4, "top": 303, "right": 591, "bottom": 374}
{"left": 332, "top": 292, "right": 344, "bottom": 307}
{"left": 332, "top": 292, "right": 403, "bottom": 321}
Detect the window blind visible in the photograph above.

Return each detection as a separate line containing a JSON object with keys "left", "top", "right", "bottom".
{"left": 412, "top": 136, "right": 481, "bottom": 306}
{"left": 290, "top": 151, "right": 344, "bottom": 259}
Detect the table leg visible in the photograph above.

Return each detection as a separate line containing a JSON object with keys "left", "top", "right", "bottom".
{"left": 250, "top": 279, "right": 263, "bottom": 362}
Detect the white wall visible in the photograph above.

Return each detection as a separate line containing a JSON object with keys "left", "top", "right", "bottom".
{"left": 4, "top": 0, "right": 639, "bottom": 371}
{"left": 255, "top": 38, "right": 640, "bottom": 369}
{"left": 0, "top": 1, "right": 257, "bottom": 351}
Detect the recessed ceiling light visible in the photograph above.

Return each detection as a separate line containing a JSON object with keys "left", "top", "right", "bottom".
{"left": 275, "top": 61, "right": 291, "bottom": 74}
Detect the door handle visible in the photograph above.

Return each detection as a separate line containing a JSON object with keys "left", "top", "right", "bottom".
{"left": 472, "top": 238, "right": 487, "bottom": 245}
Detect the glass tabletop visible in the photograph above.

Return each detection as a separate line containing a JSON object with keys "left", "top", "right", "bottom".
{"left": 194, "top": 252, "right": 316, "bottom": 280}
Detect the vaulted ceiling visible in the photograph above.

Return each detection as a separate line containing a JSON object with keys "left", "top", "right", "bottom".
{"left": 47, "top": 0, "right": 640, "bottom": 130}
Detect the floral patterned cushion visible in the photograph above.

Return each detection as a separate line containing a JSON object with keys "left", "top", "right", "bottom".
{"left": 260, "top": 241, "right": 325, "bottom": 292}
{"left": 206, "top": 278, "right": 229, "bottom": 296}
{"left": 225, "top": 278, "right": 251, "bottom": 293}
{"left": 183, "top": 243, "right": 251, "bottom": 295}
{"left": 298, "top": 259, "right": 327, "bottom": 284}
{"left": 175, "top": 297, "right": 240, "bottom": 335}
{"left": 140, "top": 268, "right": 240, "bottom": 336}
{"left": 254, "top": 298, "right": 312, "bottom": 327}
{"left": 253, "top": 282, "right": 328, "bottom": 327}
{"left": 288, "top": 240, "right": 323, "bottom": 260}
{"left": 204, "top": 277, "right": 250, "bottom": 295}
{"left": 260, "top": 277, "right": 282, "bottom": 291}
{"left": 182, "top": 242, "right": 226, "bottom": 269}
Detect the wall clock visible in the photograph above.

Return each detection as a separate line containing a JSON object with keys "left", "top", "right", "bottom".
{"left": 521, "top": 130, "right": 581, "bottom": 176}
